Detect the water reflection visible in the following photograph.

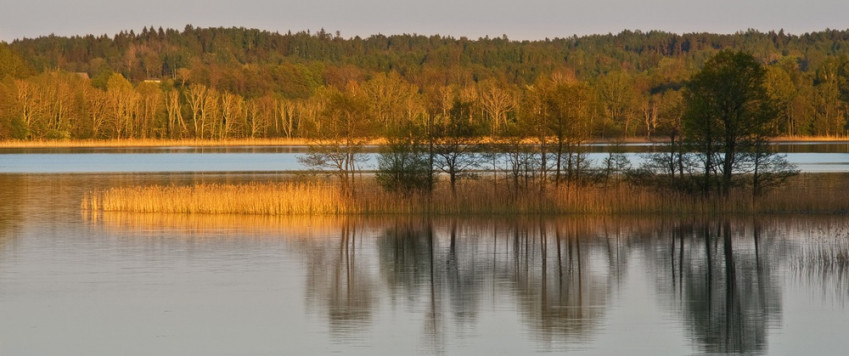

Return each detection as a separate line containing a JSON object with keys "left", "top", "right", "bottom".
{"left": 377, "top": 221, "right": 445, "bottom": 351}
{"left": 791, "top": 220, "right": 849, "bottom": 303}
{"left": 95, "top": 212, "right": 344, "bottom": 239}
{"left": 304, "top": 220, "right": 377, "bottom": 338}
{"left": 78, "top": 212, "right": 849, "bottom": 354}
{"left": 647, "top": 220, "right": 784, "bottom": 354}
{"left": 0, "top": 175, "right": 24, "bottom": 249}
{"left": 503, "top": 220, "right": 614, "bottom": 347}
{"left": 4, "top": 143, "right": 849, "bottom": 173}
{"left": 4, "top": 172, "right": 849, "bottom": 355}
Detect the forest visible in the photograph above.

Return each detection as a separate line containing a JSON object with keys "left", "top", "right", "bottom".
{"left": 2, "top": 26, "right": 849, "bottom": 141}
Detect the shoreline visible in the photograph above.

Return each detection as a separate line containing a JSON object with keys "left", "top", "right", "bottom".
{"left": 2, "top": 136, "right": 848, "bottom": 149}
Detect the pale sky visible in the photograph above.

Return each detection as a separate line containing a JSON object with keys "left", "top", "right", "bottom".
{"left": 1, "top": 0, "right": 848, "bottom": 42}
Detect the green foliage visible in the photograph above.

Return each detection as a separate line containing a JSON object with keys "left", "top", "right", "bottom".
{"left": 106, "top": 73, "right": 133, "bottom": 92}
{"left": 319, "top": 87, "right": 375, "bottom": 140}
{"left": 90, "top": 69, "right": 115, "bottom": 90}
{"left": 633, "top": 51, "right": 798, "bottom": 200}
{"left": 9, "top": 117, "right": 29, "bottom": 139}
{"left": 45, "top": 129, "right": 71, "bottom": 140}
{"left": 681, "top": 51, "right": 795, "bottom": 196}
{"left": 376, "top": 140, "right": 433, "bottom": 194}
{"left": 432, "top": 100, "right": 484, "bottom": 191}
{"left": 376, "top": 118, "right": 434, "bottom": 194}
{"left": 0, "top": 43, "right": 32, "bottom": 79}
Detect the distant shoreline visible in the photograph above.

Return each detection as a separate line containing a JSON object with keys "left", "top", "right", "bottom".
{"left": 2, "top": 136, "right": 848, "bottom": 149}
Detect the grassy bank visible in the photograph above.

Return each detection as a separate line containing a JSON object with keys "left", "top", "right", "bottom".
{"left": 83, "top": 173, "right": 849, "bottom": 216}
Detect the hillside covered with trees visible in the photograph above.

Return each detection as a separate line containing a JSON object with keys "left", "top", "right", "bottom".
{"left": 2, "top": 26, "right": 849, "bottom": 141}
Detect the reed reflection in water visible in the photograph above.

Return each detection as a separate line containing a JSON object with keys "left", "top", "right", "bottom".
{"left": 0, "top": 175, "right": 24, "bottom": 250}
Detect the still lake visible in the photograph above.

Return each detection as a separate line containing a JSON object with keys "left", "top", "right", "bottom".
{"left": 1, "top": 144, "right": 849, "bottom": 355}
{"left": 2, "top": 142, "right": 849, "bottom": 173}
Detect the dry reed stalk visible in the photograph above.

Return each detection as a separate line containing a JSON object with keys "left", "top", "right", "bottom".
{"left": 0, "top": 137, "right": 384, "bottom": 148}
{"left": 771, "top": 135, "right": 849, "bottom": 142}
{"left": 82, "top": 174, "right": 849, "bottom": 216}
{"left": 89, "top": 182, "right": 351, "bottom": 215}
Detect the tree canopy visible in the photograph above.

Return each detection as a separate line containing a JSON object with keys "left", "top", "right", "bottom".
{"left": 683, "top": 51, "right": 794, "bottom": 195}
{"left": 3, "top": 26, "right": 849, "bottom": 141}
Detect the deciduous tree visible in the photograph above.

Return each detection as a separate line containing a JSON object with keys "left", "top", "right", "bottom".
{"left": 683, "top": 51, "right": 790, "bottom": 195}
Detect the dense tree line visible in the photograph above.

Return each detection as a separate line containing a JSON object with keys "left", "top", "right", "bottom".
{"left": 365, "top": 51, "right": 796, "bottom": 201}
{"left": 2, "top": 26, "right": 849, "bottom": 140}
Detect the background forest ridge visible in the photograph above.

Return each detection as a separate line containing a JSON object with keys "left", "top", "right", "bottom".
{"left": 2, "top": 26, "right": 849, "bottom": 141}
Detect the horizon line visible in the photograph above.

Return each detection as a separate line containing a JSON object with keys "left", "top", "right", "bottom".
{"left": 4, "top": 24, "right": 849, "bottom": 43}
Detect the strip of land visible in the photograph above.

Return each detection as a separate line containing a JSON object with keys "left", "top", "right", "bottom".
{"left": 4, "top": 136, "right": 848, "bottom": 149}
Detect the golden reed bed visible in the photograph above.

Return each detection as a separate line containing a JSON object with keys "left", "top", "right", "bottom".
{"left": 82, "top": 174, "right": 849, "bottom": 216}
{"left": 0, "top": 138, "right": 317, "bottom": 148}
{"left": 84, "top": 181, "right": 348, "bottom": 215}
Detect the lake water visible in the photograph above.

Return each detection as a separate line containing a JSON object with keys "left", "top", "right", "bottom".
{"left": 2, "top": 142, "right": 849, "bottom": 173}
{"left": 1, "top": 172, "right": 848, "bottom": 355}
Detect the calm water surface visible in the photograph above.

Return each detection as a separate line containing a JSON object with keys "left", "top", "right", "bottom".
{"left": 1, "top": 173, "right": 848, "bottom": 355}
{"left": 2, "top": 142, "right": 849, "bottom": 173}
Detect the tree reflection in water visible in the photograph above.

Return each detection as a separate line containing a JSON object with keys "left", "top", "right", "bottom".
{"left": 507, "top": 219, "right": 617, "bottom": 346}
{"left": 648, "top": 219, "right": 786, "bottom": 354}
{"left": 376, "top": 218, "right": 487, "bottom": 353}
{"left": 303, "top": 218, "right": 376, "bottom": 337}
{"left": 376, "top": 220, "right": 442, "bottom": 352}
{"left": 97, "top": 213, "right": 846, "bottom": 354}
{"left": 372, "top": 218, "right": 627, "bottom": 352}
{"left": 296, "top": 217, "right": 802, "bottom": 353}
{"left": 311, "top": 217, "right": 805, "bottom": 353}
